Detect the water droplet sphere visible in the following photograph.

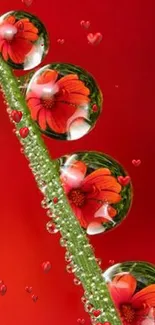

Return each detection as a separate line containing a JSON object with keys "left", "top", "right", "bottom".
{"left": 0, "top": 11, "right": 49, "bottom": 70}
{"left": 103, "top": 261, "right": 155, "bottom": 325}
{"left": 57, "top": 151, "right": 132, "bottom": 235}
{"left": 25, "top": 63, "right": 103, "bottom": 140}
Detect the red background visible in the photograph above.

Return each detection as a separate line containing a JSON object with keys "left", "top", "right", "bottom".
{"left": 0, "top": 0, "right": 155, "bottom": 324}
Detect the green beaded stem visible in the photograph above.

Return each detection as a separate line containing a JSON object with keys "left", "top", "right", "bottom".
{"left": 0, "top": 55, "right": 121, "bottom": 325}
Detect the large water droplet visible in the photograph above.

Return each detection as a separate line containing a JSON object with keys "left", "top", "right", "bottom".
{"left": 25, "top": 63, "right": 103, "bottom": 140}
{"left": 103, "top": 261, "right": 155, "bottom": 325}
{"left": 0, "top": 11, "right": 49, "bottom": 70}
{"left": 57, "top": 151, "right": 132, "bottom": 236}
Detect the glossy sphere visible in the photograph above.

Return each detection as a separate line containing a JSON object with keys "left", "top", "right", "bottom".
{"left": 57, "top": 151, "right": 132, "bottom": 235}
{"left": 103, "top": 261, "right": 155, "bottom": 324}
{"left": 25, "top": 63, "right": 103, "bottom": 140}
{"left": 0, "top": 11, "right": 49, "bottom": 70}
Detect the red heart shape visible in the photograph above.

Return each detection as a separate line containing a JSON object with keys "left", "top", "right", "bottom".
{"left": 25, "top": 286, "right": 33, "bottom": 293}
{"left": 11, "top": 110, "right": 23, "bottom": 123}
{"left": 0, "top": 284, "right": 7, "bottom": 296}
{"left": 117, "top": 176, "right": 131, "bottom": 186}
{"left": 77, "top": 319, "right": 85, "bottom": 324}
{"left": 80, "top": 20, "right": 90, "bottom": 29}
{"left": 57, "top": 38, "right": 65, "bottom": 45}
{"left": 19, "top": 127, "right": 29, "bottom": 138}
{"left": 93, "top": 310, "right": 101, "bottom": 317}
{"left": 87, "top": 33, "right": 102, "bottom": 45}
{"left": 42, "top": 261, "right": 51, "bottom": 273}
{"left": 22, "top": 0, "right": 33, "bottom": 6}
{"left": 132, "top": 159, "right": 141, "bottom": 167}
{"left": 32, "top": 294, "right": 38, "bottom": 302}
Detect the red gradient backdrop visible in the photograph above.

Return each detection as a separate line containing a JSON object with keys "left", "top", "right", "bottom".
{"left": 0, "top": 0, "right": 155, "bottom": 324}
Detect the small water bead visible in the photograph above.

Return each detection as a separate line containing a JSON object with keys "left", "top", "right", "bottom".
{"left": 73, "top": 278, "right": 81, "bottom": 286}
{"left": 25, "top": 63, "right": 103, "bottom": 141}
{"left": 57, "top": 152, "right": 132, "bottom": 236}
{"left": 81, "top": 296, "right": 87, "bottom": 304}
{"left": 46, "top": 209, "right": 53, "bottom": 218}
{"left": 60, "top": 238, "right": 67, "bottom": 247}
{"left": 65, "top": 251, "right": 72, "bottom": 262}
{"left": 84, "top": 302, "right": 93, "bottom": 313}
{"left": 66, "top": 265, "right": 73, "bottom": 274}
{"left": 0, "top": 11, "right": 49, "bottom": 70}
{"left": 103, "top": 261, "right": 155, "bottom": 325}
{"left": 96, "top": 258, "right": 102, "bottom": 266}
{"left": 46, "top": 220, "right": 58, "bottom": 234}
{"left": 41, "top": 199, "right": 48, "bottom": 209}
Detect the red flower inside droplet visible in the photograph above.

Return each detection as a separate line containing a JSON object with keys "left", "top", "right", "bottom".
{"left": 109, "top": 274, "right": 155, "bottom": 324}
{"left": 26, "top": 70, "right": 90, "bottom": 134}
{"left": 61, "top": 160, "right": 122, "bottom": 235}
{"left": 0, "top": 15, "right": 38, "bottom": 64}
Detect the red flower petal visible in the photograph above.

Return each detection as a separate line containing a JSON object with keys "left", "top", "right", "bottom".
{"left": 38, "top": 109, "right": 46, "bottom": 130}
{"left": 89, "top": 190, "right": 122, "bottom": 204}
{"left": 2, "top": 42, "right": 9, "bottom": 61}
{"left": 0, "top": 39, "right": 5, "bottom": 52}
{"left": 56, "top": 74, "right": 90, "bottom": 103}
{"left": 71, "top": 203, "right": 87, "bottom": 228}
{"left": 80, "top": 199, "right": 103, "bottom": 225}
{"left": 15, "top": 19, "right": 38, "bottom": 36}
{"left": 59, "top": 92, "right": 90, "bottom": 105}
{"left": 109, "top": 274, "right": 137, "bottom": 308}
{"left": 46, "top": 102, "right": 76, "bottom": 134}
{"left": 30, "top": 104, "right": 42, "bottom": 120}
{"left": 37, "top": 70, "right": 58, "bottom": 85}
{"left": 131, "top": 284, "right": 155, "bottom": 309}
{"left": 8, "top": 38, "right": 32, "bottom": 63}
{"left": 17, "top": 30, "right": 38, "bottom": 41}
{"left": 82, "top": 169, "right": 122, "bottom": 194}
{"left": 5, "top": 15, "right": 16, "bottom": 24}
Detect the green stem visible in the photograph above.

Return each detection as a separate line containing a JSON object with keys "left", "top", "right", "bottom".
{"left": 0, "top": 55, "right": 121, "bottom": 325}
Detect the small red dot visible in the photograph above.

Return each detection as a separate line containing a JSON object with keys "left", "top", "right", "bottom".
{"left": 109, "top": 259, "right": 115, "bottom": 266}
{"left": 92, "top": 104, "right": 98, "bottom": 112}
{"left": 53, "top": 197, "right": 58, "bottom": 204}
